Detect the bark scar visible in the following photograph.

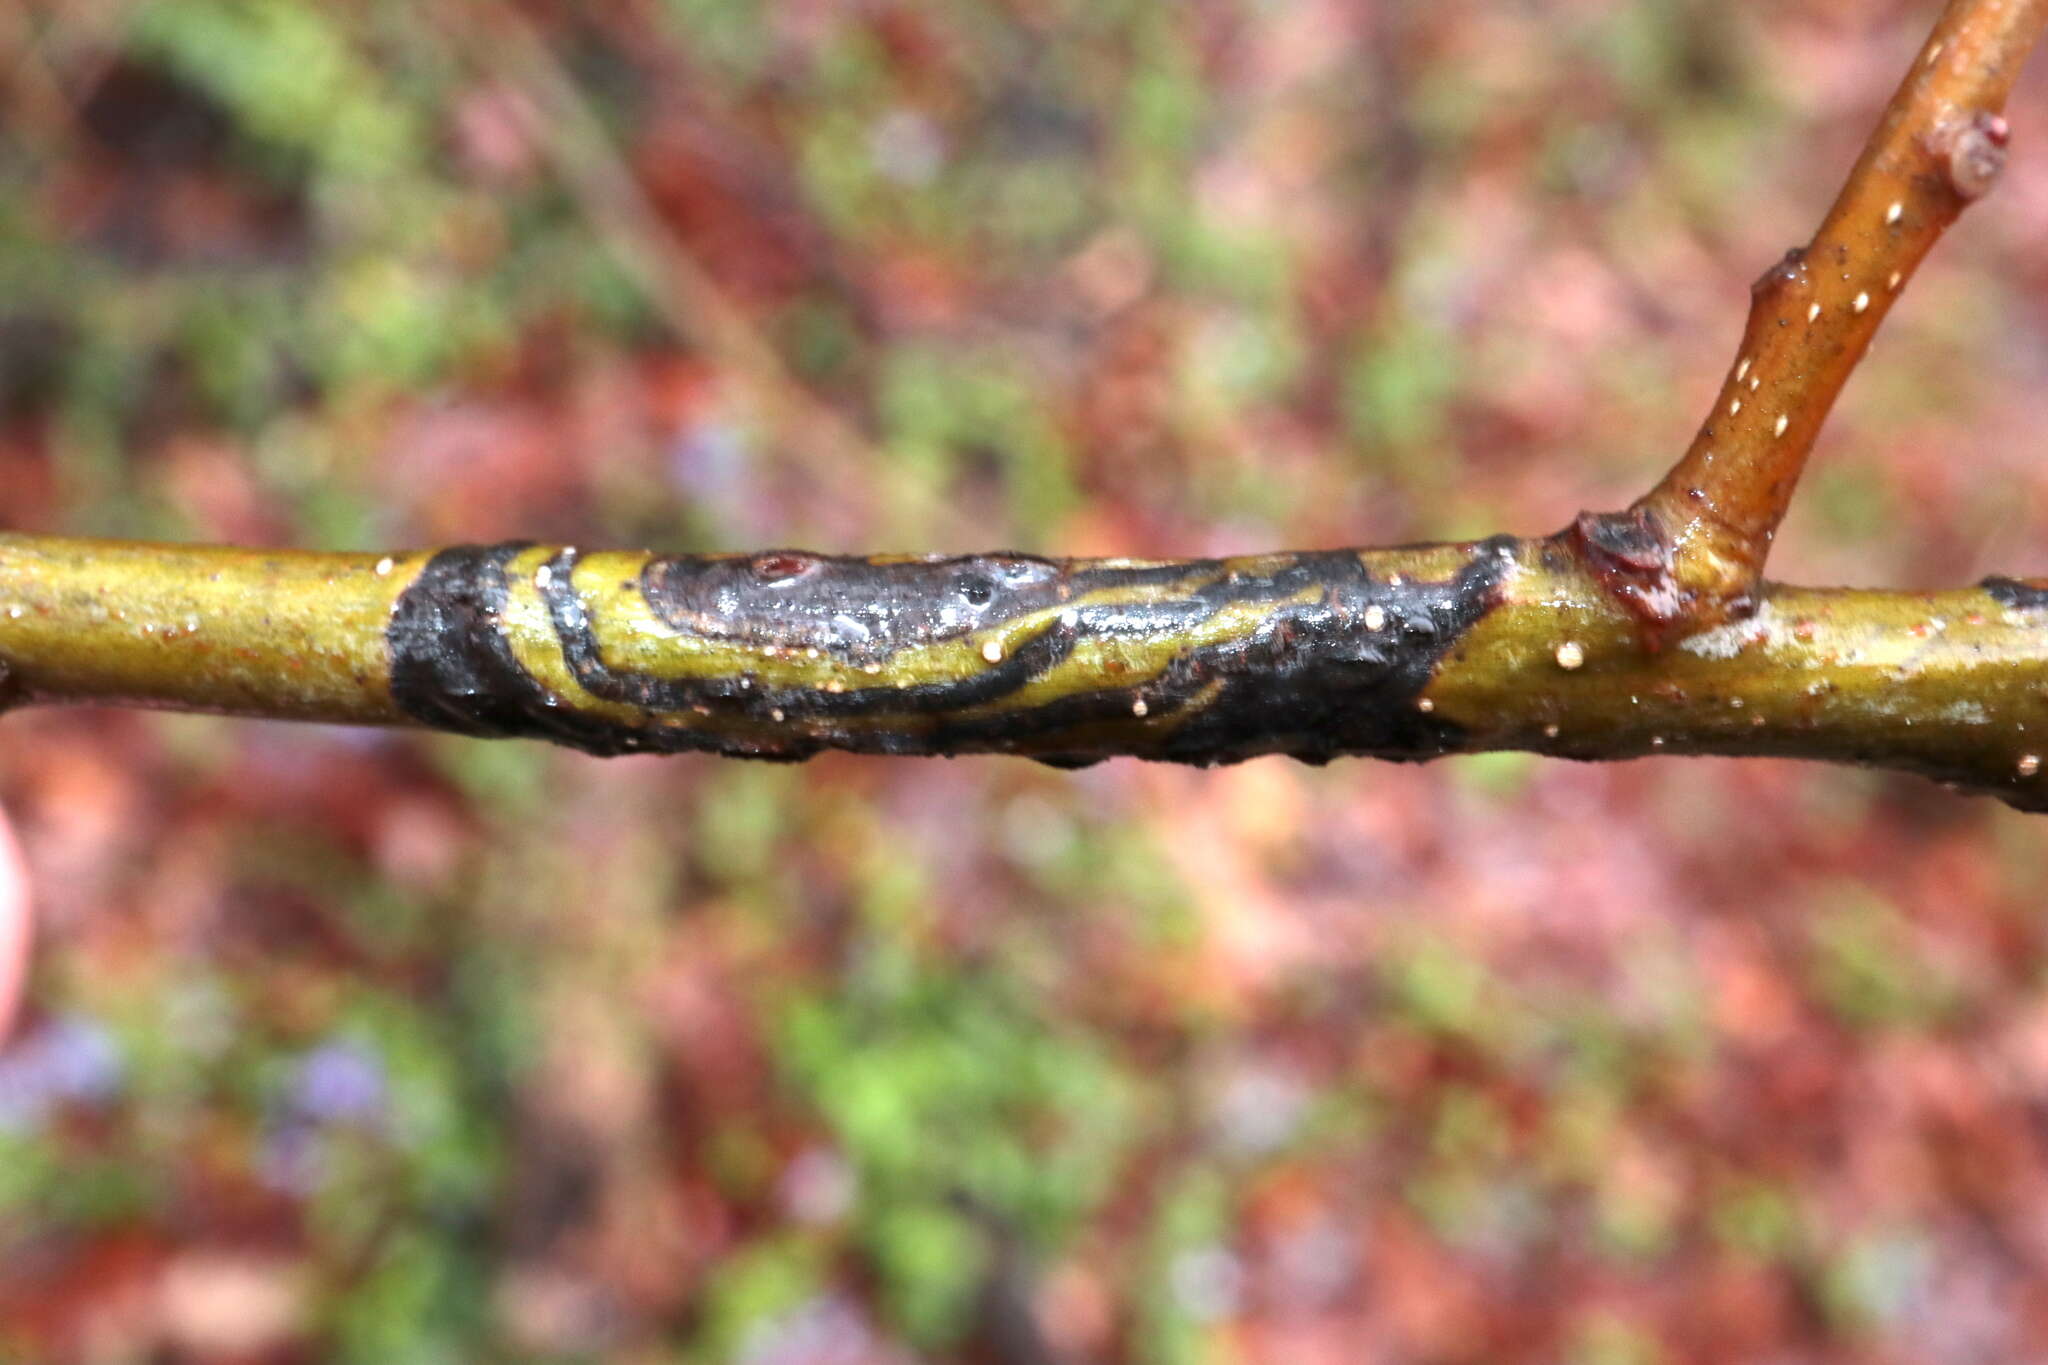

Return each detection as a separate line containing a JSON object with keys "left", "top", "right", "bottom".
{"left": 1939, "top": 111, "right": 2011, "bottom": 199}
{"left": 1567, "top": 507, "right": 1694, "bottom": 648}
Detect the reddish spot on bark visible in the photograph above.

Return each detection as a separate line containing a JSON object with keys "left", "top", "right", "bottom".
{"left": 1568, "top": 507, "right": 1692, "bottom": 645}
{"left": 750, "top": 552, "right": 817, "bottom": 584}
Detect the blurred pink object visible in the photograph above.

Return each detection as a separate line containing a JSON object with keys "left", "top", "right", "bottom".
{"left": 0, "top": 804, "right": 28, "bottom": 1042}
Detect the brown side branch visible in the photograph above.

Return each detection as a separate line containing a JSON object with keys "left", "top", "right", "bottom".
{"left": 1578, "top": 0, "right": 2048, "bottom": 641}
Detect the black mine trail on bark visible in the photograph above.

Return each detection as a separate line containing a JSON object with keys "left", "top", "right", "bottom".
{"left": 1984, "top": 576, "right": 2048, "bottom": 611}
{"left": 384, "top": 539, "right": 1519, "bottom": 766}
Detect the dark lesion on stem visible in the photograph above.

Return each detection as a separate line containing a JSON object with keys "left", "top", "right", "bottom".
{"left": 385, "top": 539, "right": 1520, "bottom": 769}
{"left": 1984, "top": 576, "right": 2048, "bottom": 611}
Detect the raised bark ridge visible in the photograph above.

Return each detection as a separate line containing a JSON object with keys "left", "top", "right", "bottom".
{"left": 383, "top": 540, "right": 1515, "bottom": 766}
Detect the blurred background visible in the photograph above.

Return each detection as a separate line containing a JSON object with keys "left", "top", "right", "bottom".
{"left": 2, "top": 0, "right": 2048, "bottom": 1360}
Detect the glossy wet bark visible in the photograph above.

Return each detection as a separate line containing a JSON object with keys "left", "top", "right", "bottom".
{"left": 5, "top": 532, "right": 2046, "bottom": 810}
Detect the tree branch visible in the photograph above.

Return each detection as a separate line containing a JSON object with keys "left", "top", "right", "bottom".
{"left": 3, "top": 0, "right": 2047, "bottom": 810}
{"left": 1579, "top": 0, "right": 2048, "bottom": 637}
{"left": 4, "top": 533, "right": 2047, "bottom": 810}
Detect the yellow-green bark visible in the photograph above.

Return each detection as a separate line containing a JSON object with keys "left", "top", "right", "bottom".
{"left": 3, "top": 532, "right": 2044, "bottom": 809}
